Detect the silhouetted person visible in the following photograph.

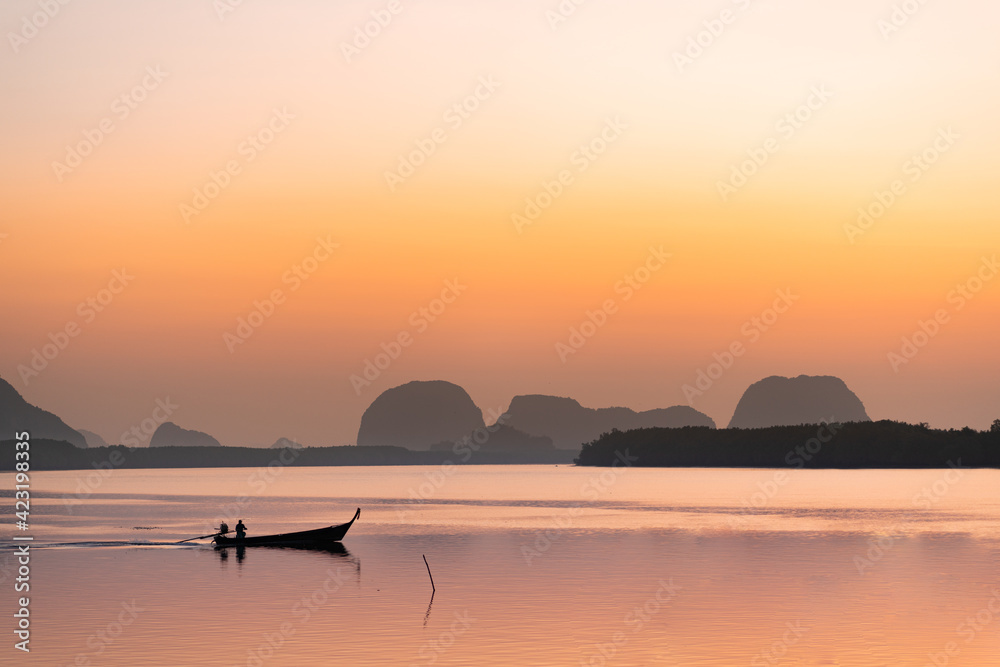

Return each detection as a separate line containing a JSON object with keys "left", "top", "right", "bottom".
{"left": 219, "top": 522, "right": 229, "bottom": 535}
{"left": 235, "top": 520, "right": 247, "bottom": 539}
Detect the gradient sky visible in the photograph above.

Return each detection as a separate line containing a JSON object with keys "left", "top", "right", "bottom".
{"left": 2, "top": 0, "right": 998, "bottom": 446}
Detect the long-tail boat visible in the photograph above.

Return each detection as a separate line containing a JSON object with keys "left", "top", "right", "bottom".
{"left": 213, "top": 508, "right": 360, "bottom": 547}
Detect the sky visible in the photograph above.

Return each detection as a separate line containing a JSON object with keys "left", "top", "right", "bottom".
{"left": 2, "top": 0, "right": 998, "bottom": 446}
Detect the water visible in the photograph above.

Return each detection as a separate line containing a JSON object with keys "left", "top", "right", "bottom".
{"left": 2, "top": 465, "right": 998, "bottom": 666}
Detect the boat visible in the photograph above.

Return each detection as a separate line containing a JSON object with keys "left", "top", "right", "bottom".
{"left": 213, "top": 508, "right": 360, "bottom": 547}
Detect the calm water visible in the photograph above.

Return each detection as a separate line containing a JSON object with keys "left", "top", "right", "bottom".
{"left": 2, "top": 465, "right": 998, "bottom": 666}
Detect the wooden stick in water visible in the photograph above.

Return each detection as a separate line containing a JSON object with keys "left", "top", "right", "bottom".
{"left": 422, "top": 554, "right": 436, "bottom": 592}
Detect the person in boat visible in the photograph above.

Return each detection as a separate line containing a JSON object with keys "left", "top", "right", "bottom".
{"left": 219, "top": 522, "right": 229, "bottom": 535}
{"left": 235, "top": 520, "right": 247, "bottom": 539}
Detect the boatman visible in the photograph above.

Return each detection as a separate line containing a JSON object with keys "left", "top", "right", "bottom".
{"left": 235, "top": 520, "right": 247, "bottom": 539}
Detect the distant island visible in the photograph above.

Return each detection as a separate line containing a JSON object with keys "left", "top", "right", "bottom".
{"left": 727, "top": 375, "right": 869, "bottom": 428}
{"left": 575, "top": 421, "right": 1000, "bottom": 468}
{"left": 0, "top": 438, "right": 575, "bottom": 471}
{"left": 149, "top": 421, "right": 222, "bottom": 448}
{"left": 3, "top": 372, "right": 996, "bottom": 470}
{"left": 6, "top": 420, "right": 998, "bottom": 471}
{"left": 357, "top": 380, "right": 486, "bottom": 450}
{"left": 356, "top": 381, "right": 716, "bottom": 450}
{"left": 500, "top": 394, "right": 715, "bottom": 449}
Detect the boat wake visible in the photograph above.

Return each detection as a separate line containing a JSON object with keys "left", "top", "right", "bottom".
{"left": 0, "top": 540, "right": 207, "bottom": 550}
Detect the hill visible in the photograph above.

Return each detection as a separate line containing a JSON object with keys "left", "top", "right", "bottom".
{"left": 0, "top": 377, "right": 86, "bottom": 447}
{"left": 357, "top": 380, "right": 485, "bottom": 450}
{"left": 501, "top": 394, "right": 715, "bottom": 449}
{"left": 149, "top": 422, "right": 222, "bottom": 447}
{"left": 728, "top": 375, "right": 869, "bottom": 428}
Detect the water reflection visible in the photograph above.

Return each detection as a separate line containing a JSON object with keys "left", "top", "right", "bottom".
{"left": 423, "top": 590, "right": 435, "bottom": 627}
{"left": 9, "top": 466, "right": 999, "bottom": 666}
{"left": 214, "top": 541, "right": 357, "bottom": 565}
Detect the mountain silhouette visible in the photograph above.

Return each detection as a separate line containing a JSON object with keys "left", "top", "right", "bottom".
{"left": 149, "top": 421, "right": 222, "bottom": 447}
{"left": 727, "top": 375, "right": 870, "bottom": 428}
{"left": 0, "top": 376, "right": 86, "bottom": 447}
{"left": 270, "top": 437, "right": 303, "bottom": 449}
{"left": 500, "top": 395, "right": 716, "bottom": 449}
{"left": 358, "top": 380, "right": 485, "bottom": 450}
{"left": 76, "top": 429, "right": 108, "bottom": 448}
{"left": 429, "top": 424, "right": 555, "bottom": 452}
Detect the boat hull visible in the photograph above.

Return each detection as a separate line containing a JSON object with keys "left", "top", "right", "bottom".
{"left": 213, "top": 508, "right": 359, "bottom": 547}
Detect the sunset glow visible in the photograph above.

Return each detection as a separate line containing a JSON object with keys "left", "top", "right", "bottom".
{"left": 3, "top": 0, "right": 998, "bottom": 445}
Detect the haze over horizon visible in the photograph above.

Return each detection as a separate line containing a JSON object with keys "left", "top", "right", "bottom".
{"left": 3, "top": 0, "right": 998, "bottom": 446}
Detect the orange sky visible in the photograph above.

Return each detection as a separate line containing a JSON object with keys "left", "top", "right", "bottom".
{"left": 2, "top": 0, "right": 998, "bottom": 445}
